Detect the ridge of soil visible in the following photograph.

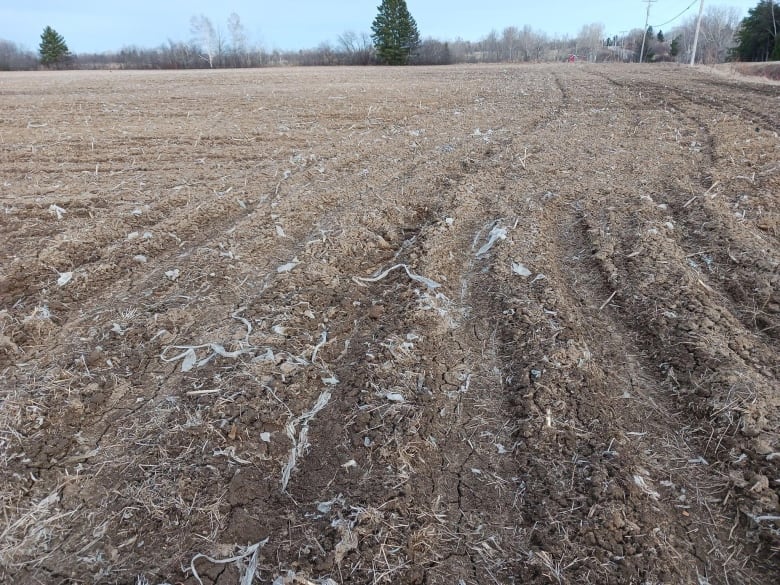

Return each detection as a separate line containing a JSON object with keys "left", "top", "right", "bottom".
{"left": 1, "top": 63, "right": 778, "bottom": 584}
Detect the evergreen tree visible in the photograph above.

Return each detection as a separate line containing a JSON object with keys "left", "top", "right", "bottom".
{"left": 657, "top": 30, "right": 665, "bottom": 42}
{"left": 670, "top": 36, "right": 681, "bottom": 58}
{"left": 371, "top": 0, "right": 421, "bottom": 65}
{"left": 731, "top": 1, "right": 778, "bottom": 61}
{"left": 39, "top": 26, "right": 70, "bottom": 67}
{"left": 442, "top": 42, "right": 452, "bottom": 65}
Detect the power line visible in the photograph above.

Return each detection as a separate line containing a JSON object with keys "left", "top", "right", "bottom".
{"left": 652, "top": 0, "right": 699, "bottom": 29}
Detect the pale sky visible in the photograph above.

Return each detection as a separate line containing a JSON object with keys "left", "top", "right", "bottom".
{"left": 0, "top": 1, "right": 766, "bottom": 54}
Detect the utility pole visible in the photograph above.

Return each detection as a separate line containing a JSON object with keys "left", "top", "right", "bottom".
{"left": 619, "top": 30, "right": 628, "bottom": 62}
{"left": 690, "top": 0, "right": 705, "bottom": 66}
{"left": 639, "top": 0, "right": 657, "bottom": 63}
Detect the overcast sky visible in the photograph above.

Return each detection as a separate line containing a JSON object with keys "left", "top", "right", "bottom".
{"left": 0, "top": 1, "right": 765, "bottom": 54}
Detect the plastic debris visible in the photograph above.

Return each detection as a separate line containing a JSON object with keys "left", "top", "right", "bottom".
{"left": 476, "top": 225, "right": 507, "bottom": 256}
{"left": 56, "top": 272, "right": 73, "bottom": 287}
{"left": 213, "top": 446, "right": 250, "bottom": 465}
{"left": 281, "top": 390, "right": 332, "bottom": 491}
{"left": 311, "top": 331, "right": 328, "bottom": 365}
{"left": 133, "top": 255, "right": 148, "bottom": 263}
{"left": 231, "top": 308, "right": 252, "bottom": 343}
{"left": 633, "top": 474, "right": 660, "bottom": 500}
{"left": 189, "top": 538, "right": 268, "bottom": 585}
{"left": 273, "top": 572, "right": 337, "bottom": 585}
{"left": 316, "top": 495, "right": 345, "bottom": 514}
{"left": 277, "top": 258, "right": 300, "bottom": 273}
{"left": 25, "top": 305, "right": 51, "bottom": 322}
{"left": 48, "top": 204, "right": 66, "bottom": 220}
{"left": 275, "top": 225, "right": 286, "bottom": 237}
{"left": 385, "top": 392, "right": 405, "bottom": 403}
{"left": 165, "top": 269, "right": 180, "bottom": 281}
{"left": 161, "top": 343, "right": 257, "bottom": 372}
{"left": 253, "top": 348, "right": 275, "bottom": 362}
{"left": 512, "top": 262, "right": 532, "bottom": 277}
{"left": 180, "top": 349, "right": 197, "bottom": 372}
{"left": 354, "top": 263, "right": 441, "bottom": 290}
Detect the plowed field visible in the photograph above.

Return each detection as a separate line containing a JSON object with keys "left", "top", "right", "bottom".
{"left": 1, "top": 64, "right": 778, "bottom": 585}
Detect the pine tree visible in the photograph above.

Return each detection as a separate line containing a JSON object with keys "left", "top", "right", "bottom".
{"left": 731, "top": 1, "right": 778, "bottom": 61}
{"left": 670, "top": 36, "right": 681, "bottom": 58}
{"left": 39, "top": 26, "right": 70, "bottom": 67}
{"left": 657, "top": 30, "right": 665, "bottom": 43}
{"left": 371, "top": 0, "right": 421, "bottom": 65}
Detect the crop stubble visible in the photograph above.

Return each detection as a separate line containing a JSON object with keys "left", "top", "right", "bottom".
{"left": 0, "top": 64, "right": 778, "bottom": 584}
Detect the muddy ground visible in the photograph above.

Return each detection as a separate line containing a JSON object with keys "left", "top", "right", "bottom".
{"left": 0, "top": 64, "right": 778, "bottom": 584}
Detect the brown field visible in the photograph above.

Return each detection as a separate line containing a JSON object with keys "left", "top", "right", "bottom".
{"left": 0, "top": 64, "right": 778, "bottom": 585}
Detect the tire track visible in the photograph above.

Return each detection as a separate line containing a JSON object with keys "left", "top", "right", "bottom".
{"left": 588, "top": 68, "right": 779, "bottom": 342}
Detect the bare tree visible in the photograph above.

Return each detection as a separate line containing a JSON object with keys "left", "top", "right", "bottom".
{"left": 698, "top": 5, "right": 740, "bottom": 63}
{"left": 337, "top": 31, "right": 374, "bottom": 65}
{"left": 190, "top": 14, "right": 218, "bottom": 67}
{"left": 164, "top": 38, "right": 198, "bottom": 68}
{"left": 415, "top": 38, "right": 453, "bottom": 65}
{"left": 482, "top": 29, "right": 500, "bottom": 61}
{"left": 227, "top": 12, "right": 248, "bottom": 66}
{"left": 522, "top": 26, "right": 549, "bottom": 61}
{"left": 0, "top": 39, "right": 37, "bottom": 70}
{"left": 297, "top": 41, "right": 339, "bottom": 66}
{"left": 619, "top": 28, "right": 648, "bottom": 62}
{"left": 448, "top": 37, "right": 472, "bottom": 63}
{"left": 671, "top": 5, "right": 739, "bottom": 64}
{"left": 502, "top": 26, "right": 520, "bottom": 61}
{"left": 577, "top": 23, "right": 605, "bottom": 61}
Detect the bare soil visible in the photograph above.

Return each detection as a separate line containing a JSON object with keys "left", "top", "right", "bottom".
{"left": 1, "top": 64, "right": 778, "bottom": 585}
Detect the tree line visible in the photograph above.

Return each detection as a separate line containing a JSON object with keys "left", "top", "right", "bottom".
{"left": 2, "top": 0, "right": 777, "bottom": 71}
